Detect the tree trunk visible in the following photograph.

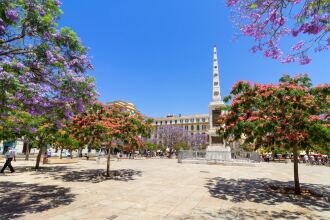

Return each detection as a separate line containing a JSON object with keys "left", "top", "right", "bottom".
{"left": 106, "top": 147, "right": 111, "bottom": 177}
{"left": 70, "top": 149, "right": 73, "bottom": 159}
{"left": 293, "top": 144, "right": 301, "bottom": 195}
{"left": 35, "top": 145, "right": 44, "bottom": 169}
{"left": 25, "top": 143, "right": 30, "bottom": 161}
{"left": 78, "top": 146, "right": 83, "bottom": 157}
{"left": 60, "top": 148, "right": 63, "bottom": 159}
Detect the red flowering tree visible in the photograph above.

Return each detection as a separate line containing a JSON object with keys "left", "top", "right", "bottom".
{"left": 71, "top": 102, "right": 152, "bottom": 176}
{"left": 70, "top": 102, "right": 107, "bottom": 152}
{"left": 221, "top": 74, "right": 329, "bottom": 194}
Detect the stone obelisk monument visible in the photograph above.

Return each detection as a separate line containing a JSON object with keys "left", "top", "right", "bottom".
{"left": 206, "top": 46, "right": 231, "bottom": 161}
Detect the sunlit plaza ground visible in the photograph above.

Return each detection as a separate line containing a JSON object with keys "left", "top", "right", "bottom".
{"left": 0, "top": 159, "right": 329, "bottom": 220}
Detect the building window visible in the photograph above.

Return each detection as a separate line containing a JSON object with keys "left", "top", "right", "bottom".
{"left": 180, "top": 120, "right": 183, "bottom": 123}
{"left": 170, "top": 120, "right": 172, "bottom": 124}
{"left": 191, "top": 125, "right": 194, "bottom": 130}
{"left": 185, "top": 119, "right": 189, "bottom": 123}
{"left": 155, "top": 121, "right": 158, "bottom": 125}
{"left": 196, "top": 118, "right": 200, "bottom": 122}
{"left": 160, "top": 121, "right": 163, "bottom": 125}
{"left": 202, "top": 118, "right": 206, "bottom": 122}
{"left": 190, "top": 119, "right": 194, "bottom": 123}
{"left": 175, "top": 120, "right": 177, "bottom": 124}
{"left": 197, "top": 125, "right": 200, "bottom": 130}
{"left": 202, "top": 125, "right": 206, "bottom": 130}
{"left": 185, "top": 126, "right": 188, "bottom": 130}
{"left": 165, "top": 121, "right": 167, "bottom": 125}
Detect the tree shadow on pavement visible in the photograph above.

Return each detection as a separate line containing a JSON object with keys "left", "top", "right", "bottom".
{"left": 14, "top": 166, "right": 72, "bottom": 174}
{"left": 190, "top": 207, "right": 325, "bottom": 220}
{"left": 205, "top": 177, "right": 330, "bottom": 212}
{"left": 50, "top": 169, "right": 142, "bottom": 183}
{"left": 0, "top": 181, "right": 75, "bottom": 219}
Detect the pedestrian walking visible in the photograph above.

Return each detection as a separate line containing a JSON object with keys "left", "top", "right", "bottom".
{"left": 1, "top": 147, "right": 16, "bottom": 173}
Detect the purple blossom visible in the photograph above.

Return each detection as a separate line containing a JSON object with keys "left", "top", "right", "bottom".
{"left": 44, "top": 32, "right": 51, "bottom": 40}
{"left": 87, "top": 82, "right": 95, "bottom": 89}
{"left": 5, "top": 9, "right": 19, "bottom": 22}
{"left": 16, "top": 62, "right": 25, "bottom": 69}
{"left": 54, "top": 0, "right": 62, "bottom": 6}
{"left": 0, "top": 25, "right": 5, "bottom": 34}
{"left": 76, "top": 99, "right": 84, "bottom": 113}
{"left": 281, "top": 55, "right": 295, "bottom": 64}
{"left": 55, "top": 120, "right": 62, "bottom": 129}
{"left": 299, "top": 56, "right": 311, "bottom": 65}
{"left": 227, "top": 0, "right": 329, "bottom": 65}
{"left": 29, "top": 127, "right": 37, "bottom": 133}
{"left": 291, "top": 41, "right": 304, "bottom": 51}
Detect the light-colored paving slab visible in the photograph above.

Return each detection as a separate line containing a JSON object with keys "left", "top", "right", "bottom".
{"left": 0, "top": 158, "right": 329, "bottom": 219}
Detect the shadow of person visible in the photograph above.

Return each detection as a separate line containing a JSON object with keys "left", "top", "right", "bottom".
{"left": 0, "top": 181, "right": 75, "bottom": 219}
{"left": 205, "top": 177, "right": 330, "bottom": 212}
{"left": 50, "top": 169, "right": 142, "bottom": 183}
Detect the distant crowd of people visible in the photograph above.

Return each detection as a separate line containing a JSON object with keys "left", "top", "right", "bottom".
{"left": 114, "top": 147, "right": 176, "bottom": 160}
{"left": 261, "top": 154, "right": 330, "bottom": 165}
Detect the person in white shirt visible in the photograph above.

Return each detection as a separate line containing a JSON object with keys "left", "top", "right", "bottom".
{"left": 1, "top": 147, "right": 16, "bottom": 173}
{"left": 304, "top": 154, "right": 309, "bottom": 163}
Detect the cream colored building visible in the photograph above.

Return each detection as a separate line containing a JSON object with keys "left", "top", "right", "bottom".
{"left": 152, "top": 114, "right": 209, "bottom": 134}
{"left": 107, "top": 100, "right": 140, "bottom": 115}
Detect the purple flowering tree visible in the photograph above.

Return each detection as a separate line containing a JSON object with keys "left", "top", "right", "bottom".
{"left": 155, "top": 126, "right": 191, "bottom": 150}
{"left": 227, "top": 0, "right": 329, "bottom": 64}
{"left": 0, "top": 0, "right": 97, "bottom": 130}
{"left": 190, "top": 133, "right": 208, "bottom": 150}
{"left": 153, "top": 126, "right": 208, "bottom": 151}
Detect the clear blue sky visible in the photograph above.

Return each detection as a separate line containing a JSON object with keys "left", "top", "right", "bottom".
{"left": 60, "top": 0, "right": 329, "bottom": 117}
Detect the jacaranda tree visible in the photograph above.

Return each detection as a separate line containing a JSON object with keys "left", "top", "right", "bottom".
{"left": 221, "top": 74, "right": 329, "bottom": 194}
{"left": 190, "top": 133, "right": 208, "bottom": 150}
{"left": 227, "top": 0, "right": 329, "bottom": 64}
{"left": 155, "top": 126, "right": 191, "bottom": 151}
{"left": 0, "top": 0, "right": 96, "bottom": 134}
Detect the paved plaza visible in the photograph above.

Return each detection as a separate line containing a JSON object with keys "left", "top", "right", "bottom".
{"left": 0, "top": 159, "right": 329, "bottom": 220}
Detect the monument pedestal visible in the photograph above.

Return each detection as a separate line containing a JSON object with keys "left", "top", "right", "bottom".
{"left": 205, "top": 144, "right": 231, "bottom": 161}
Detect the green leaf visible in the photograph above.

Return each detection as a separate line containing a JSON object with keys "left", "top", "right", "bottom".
{"left": 250, "top": 3, "right": 257, "bottom": 9}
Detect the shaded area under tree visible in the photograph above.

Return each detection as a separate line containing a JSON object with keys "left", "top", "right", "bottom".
{"left": 13, "top": 166, "right": 72, "bottom": 174}
{"left": 0, "top": 181, "right": 75, "bottom": 219}
{"left": 49, "top": 169, "right": 142, "bottom": 183}
{"left": 205, "top": 177, "right": 330, "bottom": 212}
{"left": 190, "top": 207, "right": 326, "bottom": 220}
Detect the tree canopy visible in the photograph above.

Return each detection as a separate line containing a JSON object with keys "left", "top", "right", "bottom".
{"left": 0, "top": 0, "right": 96, "bottom": 130}
{"left": 221, "top": 74, "right": 329, "bottom": 194}
{"left": 227, "top": 0, "right": 330, "bottom": 64}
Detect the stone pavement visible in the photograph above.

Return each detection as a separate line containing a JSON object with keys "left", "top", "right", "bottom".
{"left": 0, "top": 158, "right": 329, "bottom": 220}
